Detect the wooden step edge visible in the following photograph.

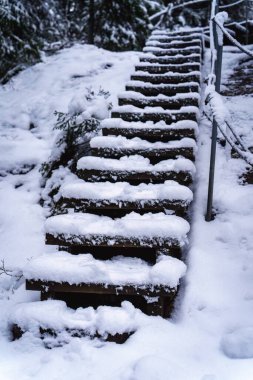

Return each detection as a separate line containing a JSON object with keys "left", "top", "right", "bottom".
{"left": 110, "top": 112, "right": 198, "bottom": 123}
{"left": 102, "top": 127, "right": 197, "bottom": 141}
{"left": 46, "top": 232, "right": 183, "bottom": 250}
{"left": 26, "top": 279, "right": 178, "bottom": 297}
{"left": 11, "top": 323, "right": 133, "bottom": 345}
{"left": 90, "top": 147, "right": 195, "bottom": 162}
{"left": 76, "top": 168, "right": 194, "bottom": 186}
{"left": 118, "top": 97, "right": 199, "bottom": 108}
{"left": 55, "top": 197, "right": 191, "bottom": 217}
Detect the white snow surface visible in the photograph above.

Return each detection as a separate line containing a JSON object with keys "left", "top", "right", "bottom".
{"left": 112, "top": 104, "right": 200, "bottom": 115}
{"left": 60, "top": 180, "right": 193, "bottom": 202}
{"left": 9, "top": 300, "right": 143, "bottom": 336}
{"left": 45, "top": 212, "right": 190, "bottom": 242}
{"left": 23, "top": 252, "right": 187, "bottom": 288}
{"left": 90, "top": 135, "right": 197, "bottom": 150}
{"left": 1, "top": 41, "right": 253, "bottom": 380}
{"left": 100, "top": 118, "right": 199, "bottom": 132}
{"left": 77, "top": 155, "right": 196, "bottom": 173}
{"left": 118, "top": 90, "right": 200, "bottom": 101}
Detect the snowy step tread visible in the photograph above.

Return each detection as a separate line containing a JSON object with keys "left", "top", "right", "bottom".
{"left": 76, "top": 155, "right": 195, "bottom": 185}
{"left": 58, "top": 180, "right": 192, "bottom": 215}
{"left": 145, "top": 40, "right": 202, "bottom": 49}
{"left": 45, "top": 212, "right": 190, "bottom": 249}
{"left": 60, "top": 180, "right": 192, "bottom": 203}
{"left": 135, "top": 63, "right": 200, "bottom": 74}
{"left": 90, "top": 135, "right": 196, "bottom": 161}
{"left": 131, "top": 72, "right": 200, "bottom": 84}
{"left": 111, "top": 105, "right": 199, "bottom": 123}
{"left": 23, "top": 252, "right": 186, "bottom": 289}
{"left": 125, "top": 82, "right": 200, "bottom": 97}
{"left": 139, "top": 54, "right": 201, "bottom": 64}
{"left": 118, "top": 91, "right": 200, "bottom": 109}
{"left": 10, "top": 300, "right": 142, "bottom": 343}
{"left": 101, "top": 119, "right": 198, "bottom": 141}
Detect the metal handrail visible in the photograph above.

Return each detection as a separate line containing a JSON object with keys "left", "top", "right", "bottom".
{"left": 220, "top": 0, "right": 244, "bottom": 9}
{"left": 204, "top": 111, "right": 253, "bottom": 166}
{"left": 205, "top": 2, "right": 253, "bottom": 221}
{"left": 214, "top": 16, "right": 253, "bottom": 57}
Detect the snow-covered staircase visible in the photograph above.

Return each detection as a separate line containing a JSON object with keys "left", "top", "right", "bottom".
{"left": 11, "top": 28, "right": 204, "bottom": 343}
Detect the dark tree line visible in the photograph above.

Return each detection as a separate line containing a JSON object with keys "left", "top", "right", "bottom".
{"left": 0, "top": 0, "right": 250, "bottom": 83}
{"left": 0, "top": 0, "right": 162, "bottom": 82}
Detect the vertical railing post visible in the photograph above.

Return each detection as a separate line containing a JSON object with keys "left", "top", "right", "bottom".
{"left": 205, "top": 0, "right": 224, "bottom": 222}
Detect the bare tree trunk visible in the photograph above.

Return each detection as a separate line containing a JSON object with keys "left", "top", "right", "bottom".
{"left": 88, "top": 0, "right": 94, "bottom": 44}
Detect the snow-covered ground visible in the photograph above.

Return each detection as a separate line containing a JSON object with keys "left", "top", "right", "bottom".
{"left": 1, "top": 42, "right": 253, "bottom": 380}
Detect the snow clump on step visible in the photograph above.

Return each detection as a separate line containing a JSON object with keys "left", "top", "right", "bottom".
{"left": 9, "top": 300, "right": 144, "bottom": 337}
{"left": 23, "top": 252, "right": 186, "bottom": 288}
{"left": 45, "top": 212, "right": 190, "bottom": 242}
{"left": 77, "top": 155, "right": 196, "bottom": 174}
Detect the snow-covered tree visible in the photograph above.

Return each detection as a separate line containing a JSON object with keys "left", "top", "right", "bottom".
{"left": 83, "top": 0, "right": 162, "bottom": 51}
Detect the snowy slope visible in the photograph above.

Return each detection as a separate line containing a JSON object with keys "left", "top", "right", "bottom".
{"left": 1, "top": 43, "right": 253, "bottom": 380}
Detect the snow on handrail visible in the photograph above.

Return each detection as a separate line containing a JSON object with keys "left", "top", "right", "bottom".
{"left": 214, "top": 15, "right": 253, "bottom": 58}
{"left": 205, "top": 86, "right": 253, "bottom": 166}
{"left": 204, "top": 110, "right": 253, "bottom": 167}
{"left": 220, "top": 0, "right": 244, "bottom": 9}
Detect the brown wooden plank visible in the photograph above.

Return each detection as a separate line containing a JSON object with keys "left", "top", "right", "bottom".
{"left": 131, "top": 73, "right": 200, "bottom": 84}
{"left": 91, "top": 147, "right": 195, "bottom": 163}
{"left": 139, "top": 55, "right": 201, "bottom": 64}
{"left": 145, "top": 40, "right": 202, "bottom": 49}
{"left": 118, "top": 96, "right": 199, "bottom": 109}
{"left": 55, "top": 197, "right": 190, "bottom": 218}
{"left": 125, "top": 84, "right": 199, "bottom": 97}
{"left": 143, "top": 47, "right": 201, "bottom": 57}
{"left": 148, "top": 34, "right": 202, "bottom": 43}
{"left": 45, "top": 232, "right": 183, "bottom": 250}
{"left": 111, "top": 111, "right": 198, "bottom": 123}
{"left": 26, "top": 280, "right": 177, "bottom": 297}
{"left": 135, "top": 64, "right": 200, "bottom": 74}
{"left": 76, "top": 168, "right": 193, "bottom": 186}
{"left": 102, "top": 127, "right": 196, "bottom": 141}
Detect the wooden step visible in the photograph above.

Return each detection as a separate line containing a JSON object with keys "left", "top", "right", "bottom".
{"left": 140, "top": 54, "right": 201, "bottom": 64}
{"left": 135, "top": 63, "right": 200, "bottom": 74}
{"left": 90, "top": 136, "right": 196, "bottom": 162}
{"left": 24, "top": 252, "right": 186, "bottom": 294}
{"left": 24, "top": 249, "right": 184, "bottom": 317}
{"left": 76, "top": 156, "right": 196, "bottom": 186}
{"left": 57, "top": 180, "right": 193, "bottom": 216}
{"left": 131, "top": 72, "right": 200, "bottom": 84}
{"left": 10, "top": 300, "right": 140, "bottom": 344}
{"left": 151, "top": 29, "right": 203, "bottom": 37}
{"left": 142, "top": 46, "right": 201, "bottom": 57}
{"left": 111, "top": 106, "right": 199, "bottom": 123}
{"left": 148, "top": 33, "right": 202, "bottom": 43}
{"left": 101, "top": 119, "right": 198, "bottom": 141}
{"left": 118, "top": 92, "right": 200, "bottom": 109}
{"left": 125, "top": 82, "right": 200, "bottom": 97}
{"left": 145, "top": 39, "right": 202, "bottom": 49}
{"left": 25, "top": 284, "right": 176, "bottom": 318}
{"left": 45, "top": 212, "right": 190, "bottom": 252}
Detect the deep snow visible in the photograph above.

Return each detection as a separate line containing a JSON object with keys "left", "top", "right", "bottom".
{"left": 0, "top": 42, "right": 253, "bottom": 380}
